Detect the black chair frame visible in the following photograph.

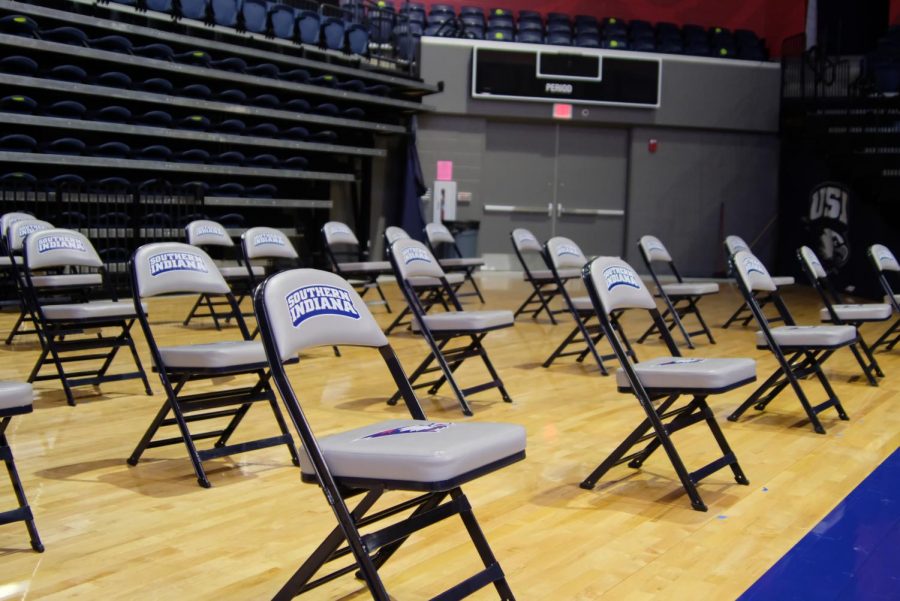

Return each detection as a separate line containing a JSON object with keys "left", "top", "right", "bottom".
{"left": 1, "top": 405, "right": 43, "bottom": 552}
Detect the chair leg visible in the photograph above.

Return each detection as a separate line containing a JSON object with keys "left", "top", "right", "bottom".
{"left": 687, "top": 297, "right": 716, "bottom": 344}
{"left": 721, "top": 302, "right": 748, "bottom": 329}
{"left": 1, "top": 426, "right": 44, "bottom": 552}
{"left": 4, "top": 307, "right": 28, "bottom": 345}
{"left": 872, "top": 318, "right": 900, "bottom": 353}
{"left": 472, "top": 334, "right": 513, "bottom": 403}
{"left": 465, "top": 268, "right": 486, "bottom": 303}
{"left": 847, "top": 342, "right": 879, "bottom": 386}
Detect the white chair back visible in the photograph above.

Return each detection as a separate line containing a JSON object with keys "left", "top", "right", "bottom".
{"left": 639, "top": 235, "right": 672, "bottom": 263}
{"left": 424, "top": 223, "right": 455, "bottom": 245}
{"left": 8, "top": 219, "right": 53, "bottom": 252}
{"left": 24, "top": 228, "right": 103, "bottom": 270}
{"left": 132, "top": 242, "right": 230, "bottom": 297}
{"left": 798, "top": 246, "right": 827, "bottom": 279}
{"left": 586, "top": 257, "right": 657, "bottom": 313}
{"left": 322, "top": 221, "right": 360, "bottom": 247}
{"left": 725, "top": 235, "right": 750, "bottom": 256}
{"left": 545, "top": 236, "right": 587, "bottom": 271}
{"left": 185, "top": 220, "right": 233, "bottom": 248}
{"left": 390, "top": 238, "right": 445, "bottom": 279}
{"left": 870, "top": 244, "right": 899, "bottom": 273}
{"left": 732, "top": 250, "right": 776, "bottom": 292}
{"left": 512, "top": 228, "right": 541, "bottom": 253}
{"left": 242, "top": 227, "right": 298, "bottom": 261}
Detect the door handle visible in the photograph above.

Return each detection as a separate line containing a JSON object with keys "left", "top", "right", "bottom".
{"left": 557, "top": 203, "right": 563, "bottom": 217}
{"left": 547, "top": 202, "right": 553, "bottom": 217}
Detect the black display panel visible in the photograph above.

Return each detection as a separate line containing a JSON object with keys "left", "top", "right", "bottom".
{"left": 472, "top": 47, "right": 660, "bottom": 108}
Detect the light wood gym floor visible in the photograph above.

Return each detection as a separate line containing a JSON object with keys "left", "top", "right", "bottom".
{"left": 2, "top": 273, "right": 898, "bottom": 600}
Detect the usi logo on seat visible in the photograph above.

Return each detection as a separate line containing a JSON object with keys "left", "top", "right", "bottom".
{"left": 286, "top": 285, "right": 360, "bottom": 327}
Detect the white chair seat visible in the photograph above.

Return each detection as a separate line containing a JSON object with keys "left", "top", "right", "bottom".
{"left": 30, "top": 273, "right": 103, "bottom": 288}
{"left": 571, "top": 296, "right": 594, "bottom": 311}
{"left": 219, "top": 265, "right": 264, "bottom": 278}
{"left": 409, "top": 273, "right": 465, "bottom": 287}
{"left": 338, "top": 261, "right": 391, "bottom": 273}
{"left": 158, "top": 340, "right": 267, "bottom": 369}
{"left": 820, "top": 304, "right": 893, "bottom": 322}
{"left": 0, "top": 381, "right": 32, "bottom": 411}
{"left": 526, "top": 268, "right": 581, "bottom": 281}
{"left": 299, "top": 419, "right": 526, "bottom": 484}
{"left": 772, "top": 276, "right": 795, "bottom": 287}
{"left": 414, "top": 310, "right": 514, "bottom": 332}
{"left": 0, "top": 255, "right": 22, "bottom": 266}
{"left": 42, "top": 300, "right": 143, "bottom": 320}
{"left": 756, "top": 325, "right": 857, "bottom": 348}
{"left": 616, "top": 356, "right": 756, "bottom": 391}
{"left": 886, "top": 294, "right": 900, "bottom": 306}
{"left": 660, "top": 282, "right": 719, "bottom": 296}
{"left": 439, "top": 257, "right": 484, "bottom": 268}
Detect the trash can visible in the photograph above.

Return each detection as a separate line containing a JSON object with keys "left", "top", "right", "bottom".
{"left": 444, "top": 220, "right": 480, "bottom": 258}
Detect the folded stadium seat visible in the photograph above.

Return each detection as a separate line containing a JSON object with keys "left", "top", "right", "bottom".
{"left": 246, "top": 122, "right": 279, "bottom": 137}
{"left": 394, "top": 25, "right": 421, "bottom": 58}
{"left": 464, "top": 25, "right": 484, "bottom": 39}
{"left": 95, "top": 71, "right": 133, "bottom": 88}
{"left": 520, "top": 9, "right": 541, "bottom": 20}
{"left": 280, "top": 125, "right": 309, "bottom": 140}
{"left": 210, "top": 56, "right": 247, "bottom": 72}
{"left": 138, "top": 76, "right": 174, "bottom": 94}
{"left": 310, "top": 130, "right": 337, "bottom": 143}
{"left": 335, "top": 78, "right": 363, "bottom": 94}
{"left": 251, "top": 93, "right": 280, "bottom": 107}
{"left": 296, "top": 10, "right": 320, "bottom": 45}
{"left": 547, "top": 12, "right": 571, "bottom": 26}
{"left": 487, "top": 15, "right": 514, "bottom": 30}
{"left": 56, "top": 210, "right": 87, "bottom": 228}
{"left": 283, "top": 156, "right": 309, "bottom": 169}
{"left": 312, "top": 102, "right": 339, "bottom": 116}
{"left": 486, "top": 28, "right": 513, "bottom": 42}
{"left": 241, "top": 0, "right": 269, "bottom": 33}
{"left": 146, "top": 0, "right": 174, "bottom": 12}
{"left": 489, "top": 7, "right": 512, "bottom": 18}
{"left": 280, "top": 67, "right": 310, "bottom": 82}
{"left": 574, "top": 33, "right": 599, "bottom": 47}
{"left": 214, "top": 118, "right": 246, "bottom": 134}
{"left": 133, "top": 42, "right": 174, "bottom": 60}
{"left": 136, "top": 144, "right": 172, "bottom": 161}
{"left": 42, "top": 137, "right": 85, "bottom": 156}
{"left": 0, "top": 15, "right": 38, "bottom": 37}
{"left": 284, "top": 98, "right": 311, "bottom": 112}
{"left": 246, "top": 62, "right": 280, "bottom": 78}
{"left": 213, "top": 150, "right": 245, "bottom": 165}
{"left": 92, "top": 105, "right": 132, "bottom": 122}
{"left": 714, "top": 42, "right": 737, "bottom": 59}
{"left": 243, "top": 183, "right": 277, "bottom": 197}
{"left": 88, "top": 34, "right": 133, "bottom": 54}
{"left": 342, "top": 107, "right": 365, "bottom": 119}
{"left": 90, "top": 176, "right": 130, "bottom": 193}
{"left": 370, "top": 14, "right": 395, "bottom": 44}
{"left": 0, "top": 134, "right": 36, "bottom": 152}
{"left": 176, "top": 180, "right": 208, "bottom": 197}
{"left": 0, "top": 171, "right": 36, "bottom": 188}
{"left": 216, "top": 213, "right": 245, "bottom": 228}
{"left": 0, "top": 56, "right": 38, "bottom": 75}
{"left": 180, "top": 0, "right": 210, "bottom": 21}
{"left": 461, "top": 6, "right": 485, "bottom": 19}
{"left": 40, "top": 26, "right": 88, "bottom": 45}
{"left": 134, "top": 110, "right": 173, "bottom": 126}
{"left": 517, "top": 19, "right": 543, "bottom": 32}
{"left": 212, "top": 88, "right": 245, "bottom": 104}
{"left": 603, "top": 36, "right": 628, "bottom": 50}
{"left": 547, "top": 21, "right": 571, "bottom": 35}
{"left": 321, "top": 17, "right": 346, "bottom": 51}
{"left": 173, "top": 49, "right": 212, "bottom": 67}
{"left": 0, "top": 95, "right": 36, "bottom": 114}
{"left": 658, "top": 35, "right": 684, "bottom": 54}
{"left": 682, "top": 23, "right": 706, "bottom": 42}
{"left": 210, "top": 182, "right": 244, "bottom": 196}
{"left": 212, "top": 0, "right": 240, "bottom": 28}
{"left": 46, "top": 174, "right": 85, "bottom": 193}
{"left": 425, "top": 13, "right": 452, "bottom": 29}
{"left": 174, "top": 148, "right": 210, "bottom": 163}
{"left": 269, "top": 3, "right": 296, "bottom": 40}
{"left": 735, "top": 29, "right": 760, "bottom": 48}
{"left": 178, "top": 83, "right": 212, "bottom": 98}
{"left": 45, "top": 64, "right": 86, "bottom": 83}
{"left": 364, "top": 83, "right": 390, "bottom": 96}
{"left": 739, "top": 44, "right": 766, "bottom": 61}
{"left": 346, "top": 24, "right": 369, "bottom": 54}
{"left": 547, "top": 31, "right": 572, "bottom": 45}
{"left": 460, "top": 14, "right": 483, "bottom": 31}
{"left": 90, "top": 141, "right": 131, "bottom": 158}
{"left": 629, "top": 19, "right": 653, "bottom": 38}
{"left": 631, "top": 35, "right": 656, "bottom": 52}
{"left": 429, "top": 3, "right": 454, "bottom": 16}
{"left": 247, "top": 153, "right": 278, "bottom": 167}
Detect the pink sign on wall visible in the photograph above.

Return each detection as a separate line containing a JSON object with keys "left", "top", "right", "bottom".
{"left": 436, "top": 160, "right": 454, "bottom": 181}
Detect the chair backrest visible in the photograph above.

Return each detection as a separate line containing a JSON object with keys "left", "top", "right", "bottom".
{"left": 256, "top": 268, "right": 388, "bottom": 362}
{"left": 185, "top": 219, "right": 233, "bottom": 248}
{"left": 511, "top": 228, "right": 541, "bottom": 253}
{"left": 639, "top": 235, "right": 672, "bottom": 263}
{"left": 322, "top": 221, "right": 360, "bottom": 247}
{"left": 724, "top": 235, "right": 750, "bottom": 257}
{"left": 544, "top": 236, "right": 587, "bottom": 271}
{"left": 731, "top": 250, "right": 776, "bottom": 293}
{"left": 384, "top": 226, "right": 410, "bottom": 244}
{"left": 131, "top": 242, "right": 230, "bottom": 298}
{"left": 798, "top": 245, "right": 827, "bottom": 280}
{"left": 584, "top": 256, "right": 657, "bottom": 313}
{"left": 24, "top": 228, "right": 103, "bottom": 270}
{"left": 424, "top": 222, "right": 455, "bottom": 245}
{"left": 389, "top": 238, "right": 445, "bottom": 280}
{"left": 8, "top": 219, "right": 53, "bottom": 253}
{"left": 241, "top": 227, "right": 299, "bottom": 261}
{"left": 869, "top": 244, "right": 899, "bottom": 273}
{"left": 1, "top": 211, "right": 33, "bottom": 242}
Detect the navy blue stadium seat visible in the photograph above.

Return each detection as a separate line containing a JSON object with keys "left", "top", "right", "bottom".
{"left": 547, "top": 13, "right": 571, "bottom": 26}
{"left": 95, "top": 71, "right": 133, "bottom": 88}
{"left": 657, "top": 36, "right": 684, "bottom": 54}
{"left": 89, "top": 35, "right": 133, "bottom": 53}
{"left": 284, "top": 98, "right": 311, "bottom": 112}
{"left": 574, "top": 14, "right": 597, "bottom": 26}
{"left": 365, "top": 83, "right": 390, "bottom": 96}
{"left": 429, "top": 4, "right": 454, "bottom": 17}
{"left": 215, "top": 88, "right": 247, "bottom": 103}
{"left": 214, "top": 151, "right": 244, "bottom": 165}
{"left": 460, "top": 6, "right": 485, "bottom": 20}
{"left": 247, "top": 122, "right": 279, "bottom": 137}
{"left": 109, "top": 0, "right": 138, "bottom": 6}
{"left": 251, "top": 93, "right": 280, "bottom": 108}
{"left": 135, "top": 110, "right": 173, "bottom": 126}
{"left": 174, "top": 49, "right": 212, "bottom": 66}
{"left": 210, "top": 56, "right": 247, "bottom": 72}
{"left": 146, "top": 0, "right": 174, "bottom": 13}
{"left": 180, "top": 0, "right": 209, "bottom": 21}
{"left": 46, "top": 64, "right": 86, "bottom": 83}
{"left": 311, "top": 74, "right": 337, "bottom": 87}
{"left": 280, "top": 125, "right": 309, "bottom": 140}
{"left": 516, "top": 30, "right": 542, "bottom": 44}
{"left": 520, "top": 10, "right": 541, "bottom": 20}
{"left": 215, "top": 118, "right": 246, "bottom": 134}
{"left": 683, "top": 24, "right": 707, "bottom": 44}
{"left": 464, "top": 25, "right": 484, "bottom": 39}
{"left": 370, "top": 14, "right": 395, "bottom": 44}
{"left": 133, "top": 43, "right": 174, "bottom": 60}
{"left": 296, "top": 10, "right": 320, "bottom": 45}
{"left": 56, "top": 209, "right": 88, "bottom": 226}
{"left": 210, "top": 182, "right": 244, "bottom": 196}
{"left": 0, "top": 95, "right": 37, "bottom": 114}
{"left": 685, "top": 40, "right": 711, "bottom": 56}
{"left": 247, "top": 62, "right": 280, "bottom": 78}
{"left": 176, "top": 181, "right": 209, "bottom": 196}
{"left": 269, "top": 3, "right": 296, "bottom": 39}
{"left": 178, "top": 114, "right": 211, "bottom": 130}
{"left": 0, "top": 15, "right": 38, "bottom": 37}
{"left": 45, "top": 174, "right": 85, "bottom": 193}
{"left": 518, "top": 20, "right": 543, "bottom": 34}
{"left": 336, "top": 79, "right": 365, "bottom": 92}
{"left": 211, "top": 0, "right": 240, "bottom": 27}
{"left": 91, "top": 141, "right": 131, "bottom": 158}
{"left": 426, "top": 12, "right": 452, "bottom": 27}
{"left": 175, "top": 149, "right": 210, "bottom": 163}
{"left": 136, "top": 145, "right": 172, "bottom": 160}
{"left": 283, "top": 156, "right": 309, "bottom": 169}
{"left": 342, "top": 107, "right": 365, "bottom": 119}
{"left": 486, "top": 28, "right": 513, "bottom": 42}
{"left": 603, "top": 36, "right": 628, "bottom": 50}
{"left": 347, "top": 23, "right": 369, "bottom": 54}
{"left": 280, "top": 67, "right": 310, "bottom": 83}
{"left": 0, "top": 55, "right": 38, "bottom": 75}
{"left": 244, "top": 183, "right": 277, "bottom": 197}
{"left": 242, "top": 0, "right": 269, "bottom": 33}
{"left": 739, "top": 44, "right": 766, "bottom": 61}
{"left": 138, "top": 77, "right": 174, "bottom": 94}
{"left": 247, "top": 153, "right": 278, "bottom": 167}
{"left": 487, "top": 15, "right": 513, "bottom": 30}
{"left": 460, "top": 13, "right": 484, "bottom": 30}
{"left": 42, "top": 137, "right": 85, "bottom": 156}
{"left": 575, "top": 34, "right": 600, "bottom": 48}
{"left": 629, "top": 19, "right": 653, "bottom": 37}
{"left": 656, "top": 22, "right": 680, "bottom": 38}
{"left": 0, "top": 171, "right": 36, "bottom": 187}
{"left": 93, "top": 105, "right": 132, "bottom": 122}
{"left": 312, "top": 102, "right": 339, "bottom": 116}
{"left": 321, "top": 17, "right": 346, "bottom": 50}
{"left": 179, "top": 83, "right": 212, "bottom": 98}
{"left": 603, "top": 20, "right": 627, "bottom": 38}
{"left": 547, "top": 22, "right": 571, "bottom": 35}
{"left": 309, "top": 130, "right": 337, "bottom": 143}
{"left": 40, "top": 26, "right": 87, "bottom": 45}
{"left": 632, "top": 36, "right": 656, "bottom": 52}
{"left": 393, "top": 22, "right": 423, "bottom": 55}
{"left": 547, "top": 31, "right": 572, "bottom": 45}
{"left": 45, "top": 100, "right": 86, "bottom": 119}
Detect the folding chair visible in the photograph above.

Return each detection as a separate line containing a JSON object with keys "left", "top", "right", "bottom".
{"left": 383, "top": 226, "right": 457, "bottom": 336}
{"left": 322, "top": 221, "right": 393, "bottom": 313}
{"left": 182, "top": 219, "right": 263, "bottom": 329}
{"left": 510, "top": 228, "right": 579, "bottom": 324}
{"left": 128, "top": 242, "right": 300, "bottom": 487}
{"left": 798, "top": 245, "right": 891, "bottom": 386}
{"left": 254, "top": 267, "right": 525, "bottom": 600}
{"left": 721, "top": 235, "right": 794, "bottom": 328}
{"left": 578, "top": 257, "right": 753, "bottom": 511}
{"left": 541, "top": 237, "right": 634, "bottom": 375}
{"left": 727, "top": 250, "right": 855, "bottom": 434}
{"left": 388, "top": 238, "right": 514, "bottom": 416}
{"left": 0, "top": 382, "right": 43, "bottom": 552}
{"left": 425, "top": 222, "right": 486, "bottom": 303}
{"left": 4, "top": 217, "right": 54, "bottom": 345}
{"left": 637, "top": 235, "right": 718, "bottom": 349}
{"left": 868, "top": 244, "right": 900, "bottom": 353}
{"left": 22, "top": 228, "right": 152, "bottom": 406}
